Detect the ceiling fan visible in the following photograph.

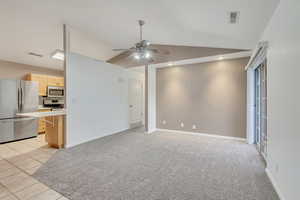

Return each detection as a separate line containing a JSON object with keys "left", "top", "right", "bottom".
{"left": 112, "top": 20, "right": 168, "bottom": 62}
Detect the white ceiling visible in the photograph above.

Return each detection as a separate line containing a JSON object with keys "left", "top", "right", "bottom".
{"left": 0, "top": 0, "right": 279, "bottom": 70}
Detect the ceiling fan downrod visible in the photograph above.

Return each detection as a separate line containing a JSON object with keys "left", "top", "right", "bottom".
{"left": 138, "top": 20, "right": 145, "bottom": 42}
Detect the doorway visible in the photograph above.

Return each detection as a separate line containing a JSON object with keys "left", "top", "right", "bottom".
{"left": 254, "top": 60, "right": 267, "bottom": 161}
{"left": 129, "top": 78, "right": 143, "bottom": 128}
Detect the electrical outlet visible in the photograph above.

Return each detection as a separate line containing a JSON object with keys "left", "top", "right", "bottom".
{"left": 162, "top": 120, "right": 166, "bottom": 125}
{"left": 180, "top": 122, "right": 184, "bottom": 127}
{"left": 192, "top": 125, "right": 196, "bottom": 129}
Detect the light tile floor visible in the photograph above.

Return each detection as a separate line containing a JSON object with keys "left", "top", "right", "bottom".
{"left": 0, "top": 135, "right": 68, "bottom": 200}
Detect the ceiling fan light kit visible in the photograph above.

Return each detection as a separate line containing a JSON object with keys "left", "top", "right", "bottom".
{"left": 133, "top": 51, "right": 151, "bottom": 60}
{"left": 113, "top": 20, "right": 167, "bottom": 63}
{"left": 145, "top": 51, "right": 151, "bottom": 58}
{"left": 134, "top": 53, "right": 141, "bottom": 60}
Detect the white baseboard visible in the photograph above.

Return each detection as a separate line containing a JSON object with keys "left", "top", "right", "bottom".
{"left": 147, "top": 129, "right": 157, "bottom": 134}
{"left": 265, "top": 168, "right": 285, "bottom": 200}
{"left": 156, "top": 128, "right": 246, "bottom": 142}
{"left": 65, "top": 127, "right": 129, "bottom": 148}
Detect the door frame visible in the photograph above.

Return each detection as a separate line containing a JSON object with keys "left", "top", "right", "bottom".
{"left": 128, "top": 78, "right": 144, "bottom": 127}
{"left": 247, "top": 59, "right": 268, "bottom": 160}
{"left": 254, "top": 61, "right": 268, "bottom": 160}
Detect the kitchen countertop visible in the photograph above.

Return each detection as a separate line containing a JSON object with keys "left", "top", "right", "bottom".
{"left": 38, "top": 106, "right": 53, "bottom": 110}
{"left": 38, "top": 106, "right": 64, "bottom": 111}
{"left": 17, "top": 109, "right": 66, "bottom": 118}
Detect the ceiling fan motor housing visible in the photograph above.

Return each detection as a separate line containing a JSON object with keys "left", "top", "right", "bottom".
{"left": 138, "top": 20, "right": 145, "bottom": 26}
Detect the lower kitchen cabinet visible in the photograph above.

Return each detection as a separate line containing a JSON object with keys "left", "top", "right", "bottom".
{"left": 45, "top": 115, "right": 64, "bottom": 149}
{"left": 38, "top": 109, "right": 52, "bottom": 133}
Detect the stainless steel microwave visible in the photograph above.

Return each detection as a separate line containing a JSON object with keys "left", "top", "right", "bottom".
{"left": 47, "top": 86, "right": 64, "bottom": 97}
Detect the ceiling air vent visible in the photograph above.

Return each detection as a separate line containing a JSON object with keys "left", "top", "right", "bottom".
{"left": 28, "top": 52, "right": 43, "bottom": 57}
{"left": 229, "top": 11, "right": 240, "bottom": 24}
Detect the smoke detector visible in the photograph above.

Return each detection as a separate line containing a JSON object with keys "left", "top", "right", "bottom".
{"left": 229, "top": 11, "right": 240, "bottom": 24}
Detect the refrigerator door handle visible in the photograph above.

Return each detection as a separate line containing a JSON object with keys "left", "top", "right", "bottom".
{"left": 17, "top": 88, "right": 20, "bottom": 111}
{"left": 20, "top": 87, "right": 23, "bottom": 110}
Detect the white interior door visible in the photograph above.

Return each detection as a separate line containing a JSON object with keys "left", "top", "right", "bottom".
{"left": 129, "top": 79, "right": 143, "bottom": 124}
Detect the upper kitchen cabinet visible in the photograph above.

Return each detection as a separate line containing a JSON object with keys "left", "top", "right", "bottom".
{"left": 26, "top": 73, "right": 48, "bottom": 96}
{"left": 57, "top": 77, "right": 64, "bottom": 87}
{"left": 47, "top": 76, "right": 64, "bottom": 87}
{"left": 26, "top": 73, "right": 64, "bottom": 96}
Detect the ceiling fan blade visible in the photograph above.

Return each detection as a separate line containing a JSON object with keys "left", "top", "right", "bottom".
{"left": 148, "top": 48, "right": 170, "bottom": 55}
{"left": 112, "top": 48, "right": 130, "bottom": 51}
{"left": 148, "top": 49, "right": 160, "bottom": 54}
{"left": 117, "top": 50, "right": 133, "bottom": 60}
{"left": 108, "top": 50, "right": 133, "bottom": 64}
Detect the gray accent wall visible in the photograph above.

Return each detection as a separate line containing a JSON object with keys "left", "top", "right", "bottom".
{"left": 156, "top": 57, "right": 249, "bottom": 138}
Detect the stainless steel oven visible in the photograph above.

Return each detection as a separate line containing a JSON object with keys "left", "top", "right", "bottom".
{"left": 47, "top": 86, "right": 64, "bottom": 98}
{"left": 43, "top": 97, "right": 64, "bottom": 107}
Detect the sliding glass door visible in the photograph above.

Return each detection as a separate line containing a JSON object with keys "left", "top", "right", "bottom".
{"left": 254, "top": 60, "right": 267, "bottom": 161}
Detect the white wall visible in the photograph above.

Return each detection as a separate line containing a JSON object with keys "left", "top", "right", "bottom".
{"left": 147, "top": 66, "right": 156, "bottom": 133}
{"left": 260, "top": 0, "right": 300, "bottom": 199}
{"left": 66, "top": 53, "right": 129, "bottom": 147}
{"left": 69, "top": 26, "right": 118, "bottom": 62}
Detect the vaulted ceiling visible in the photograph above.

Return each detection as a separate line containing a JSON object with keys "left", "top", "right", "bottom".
{"left": 0, "top": 0, "right": 279, "bottom": 69}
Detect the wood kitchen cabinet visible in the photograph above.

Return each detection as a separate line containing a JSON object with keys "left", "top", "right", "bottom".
{"left": 56, "top": 77, "right": 64, "bottom": 87}
{"left": 45, "top": 115, "right": 64, "bottom": 149}
{"left": 38, "top": 119, "right": 46, "bottom": 133}
{"left": 26, "top": 73, "right": 64, "bottom": 96}
{"left": 26, "top": 74, "right": 48, "bottom": 96}
{"left": 38, "top": 108, "right": 52, "bottom": 133}
{"left": 47, "top": 76, "right": 64, "bottom": 87}
{"left": 47, "top": 76, "right": 57, "bottom": 86}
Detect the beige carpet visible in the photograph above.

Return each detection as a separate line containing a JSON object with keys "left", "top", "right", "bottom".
{"left": 34, "top": 128, "right": 279, "bottom": 200}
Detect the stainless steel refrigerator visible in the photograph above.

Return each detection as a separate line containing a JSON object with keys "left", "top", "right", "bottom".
{"left": 0, "top": 80, "right": 38, "bottom": 143}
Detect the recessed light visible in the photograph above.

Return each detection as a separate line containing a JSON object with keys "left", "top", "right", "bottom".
{"left": 51, "top": 49, "right": 64, "bottom": 60}
{"left": 167, "top": 62, "right": 173, "bottom": 66}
